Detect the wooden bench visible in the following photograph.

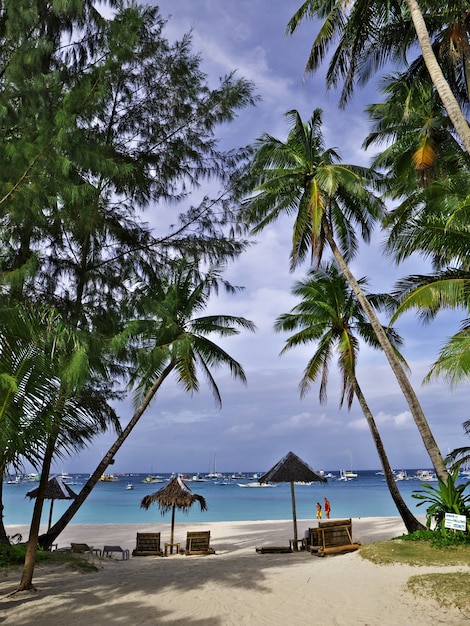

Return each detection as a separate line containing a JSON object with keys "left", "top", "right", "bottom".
{"left": 103, "top": 545, "right": 130, "bottom": 560}
{"left": 304, "top": 519, "right": 361, "bottom": 557}
{"left": 185, "top": 531, "right": 215, "bottom": 556}
{"left": 132, "top": 532, "right": 164, "bottom": 557}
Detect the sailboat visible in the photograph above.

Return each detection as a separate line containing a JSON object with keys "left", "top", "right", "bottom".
{"left": 206, "top": 452, "right": 223, "bottom": 479}
{"left": 338, "top": 469, "right": 358, "bottom": 481}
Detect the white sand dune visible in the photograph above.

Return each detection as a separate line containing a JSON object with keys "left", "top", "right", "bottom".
{"left": 1, "top": 517, "right": 468, "bottom": 625}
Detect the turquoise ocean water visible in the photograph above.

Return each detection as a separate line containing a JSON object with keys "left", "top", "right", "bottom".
{"left": 6, "top": 470, "right": 464, "bottom": 527}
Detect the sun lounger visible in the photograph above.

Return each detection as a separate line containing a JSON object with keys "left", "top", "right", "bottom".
{"left": 185, "top": 531, "right": 215, "bottom": 555}
{"left": 103, "top": 545, "right": 130, "bottom": 560}
{"left": 132, "top": 532, "right": 164, "bottom": 556}
{"left": 305, "top": 519, "right": 361, "bottom": 556}
{"left": 70, "top": 542, "right": 102, "bottom": 556}
{"left": 255, "top": 545, "right": 292, "bottom": 554}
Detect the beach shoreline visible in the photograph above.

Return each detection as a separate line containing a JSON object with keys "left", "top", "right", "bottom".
{"left": 2, "top": 516, "right": 467, "bottom": 625}
{"left": 5, "top": 516, "right": 415, "bottom": 551}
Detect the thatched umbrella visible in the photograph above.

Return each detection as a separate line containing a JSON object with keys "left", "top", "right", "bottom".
{"left": 259, "top": 451, "right": 327, "bottom": 547}
{"left": 140, "top": 474, "right": 207, "bottom": 545}
{"left": 26, "top": 475, "right": 78, "bottom": 531}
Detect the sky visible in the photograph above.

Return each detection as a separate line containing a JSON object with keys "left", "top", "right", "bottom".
{"left": 52, "top": 0, "right": 468, "bottom": 476}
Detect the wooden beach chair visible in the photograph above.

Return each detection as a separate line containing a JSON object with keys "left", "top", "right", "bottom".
{"left": 185, "top": 531, "right": 215, "bottom": 555}
{"left": 308, "top": 519, "right": 361, "bottom": 557}
{"left": 71, "top": 542, "right": 102, "bottom": 556}
{"left": 132, "top": 532, "right": 164, "bottom": 557}
{"left": 103, "top": 545, "right": 130, "bottom": 560}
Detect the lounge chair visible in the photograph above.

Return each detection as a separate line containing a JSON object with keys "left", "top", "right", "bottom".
{"left": 185, "top": 531, "right": 215, "bottom": 555}
{"left": 132, "top": 532, "right": 164, "bottom": 556}
{"left": 103, "top": 545, "right": 130, "bottom": 560}
{"left": 306, "top": 519, "right": 361, "bottom": 557}
{"left": 70, "top": 542, "right": 102, "bottom": 556}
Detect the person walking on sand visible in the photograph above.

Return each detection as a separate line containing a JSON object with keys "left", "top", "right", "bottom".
{"left": 324, "top": 497, "right": 331, "bottom": 519}
{"left": 315, "top": 502, "right": 322, "bottom": 519}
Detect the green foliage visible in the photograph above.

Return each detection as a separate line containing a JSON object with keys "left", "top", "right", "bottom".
{"left": 403, "top": 527, "right": 470, "bottom": 548}
{"left": 412, "top": 469, "right": 470, "bottom": 531}
{"left": 0, "top": 543, "right": 26, "bottom": 567}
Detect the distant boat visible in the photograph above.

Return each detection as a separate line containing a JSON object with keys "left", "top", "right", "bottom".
{"left": 294, "top": 481, "right": 313, "bottom": 486}
{"left": 126, "top": 482, "right": 134, "bottom": 490}
{"left": 413, "top": 470, "right": 437, "bottom": 482}
{"left": 142, "top": 475, "right": 163, "bottom": 483}
{"left": 338, "top": 469, "right": 357, "bottom": 481}
{"left": 100, "top": 474, "right": 118, "bottom": 482}
{"left": 394, "top": 470, "right": 411, "bottom": 481}
{"left": 6, "top": 476, "right": 22, "bottom": 484}
{"left": 190, "top": 474, "right": 209, "bottom": 482}
{"left": 238, "top": 482, "right": 276, "bottom": 488}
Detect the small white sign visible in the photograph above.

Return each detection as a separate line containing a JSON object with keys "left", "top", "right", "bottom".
{"left": 444, "top": 513, "right": 467, "bottom": 531}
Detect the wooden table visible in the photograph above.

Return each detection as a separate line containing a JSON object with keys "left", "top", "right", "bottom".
{"left": 164, "top": 542, "right": 181, "bottom": 556}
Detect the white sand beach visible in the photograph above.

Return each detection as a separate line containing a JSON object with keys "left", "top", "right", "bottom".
{"left": 1, "top": 517, "right": 468, "bottom": 625}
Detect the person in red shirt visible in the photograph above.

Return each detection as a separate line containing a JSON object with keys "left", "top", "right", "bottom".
{"left": 324, "top": 497, "right": 331, "bottom": 519}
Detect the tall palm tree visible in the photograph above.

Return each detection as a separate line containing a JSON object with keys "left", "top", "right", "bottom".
{"left": 286, "top": 1, "right": 470, "bottom": 152}
{"left": 38, "top": 259, "right": 256, "bottom": 550}
{"left": 274, "top": 262, "right": 424, "bottom": 532}
{"left": 240, "top": 108, "right": 448, "bottom": 481}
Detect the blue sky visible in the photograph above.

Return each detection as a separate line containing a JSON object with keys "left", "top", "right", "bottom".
{"left": 53, "top": 0, "right": 468, "bottom": 476}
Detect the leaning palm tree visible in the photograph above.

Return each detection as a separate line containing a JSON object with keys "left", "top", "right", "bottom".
{"left": 39, "top": 258, "right": 256, "bottom": 549}
{"left": 240, "top": 108, "right": 447, "bottom": 481}
{"left": 275, "top": 262, "right": 424, "bottom": 532}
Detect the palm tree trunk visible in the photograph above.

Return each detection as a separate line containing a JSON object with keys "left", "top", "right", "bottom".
{"left": 353, "top": 378, "right": 425, "bottom": 532}
{"left": 0, "top": 479, "right": 10, "bottom": 545}
{"left": 403, "top": 0, "right": 470, "bottom": 153}
{"left": 322, "top": 217, "right": 448, "bottom": 483}
{"left": 38, "top": 361, "right": 176, "bottom": 550}
{"left": 15, "top": 439, "right": 55, "bottom": 592}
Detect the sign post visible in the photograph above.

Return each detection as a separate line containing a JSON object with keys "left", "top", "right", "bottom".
{"left": 444, "top": 513, "right": 467, "bottom": 531}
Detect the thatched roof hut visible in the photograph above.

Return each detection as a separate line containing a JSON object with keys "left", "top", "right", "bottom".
{"left": 260, "top": 451, "right": 326, "bottom": 546}
{"left": 140, "top": 474, "right": 207, "bottom": 544}
{"left": 260, "top": 451, "right": 327, "bottom": 484}
{"left": 27, "top": 476, "right": 78, "bottom": 531}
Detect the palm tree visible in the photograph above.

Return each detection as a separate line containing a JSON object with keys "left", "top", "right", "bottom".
{"left": 274, "top": 262, "right": 424, "bottom": 532}
{"left": 286, "top": 1, "right": 470, "bottom": 153}
{"left": 38, "top": 259, "right": 256, "bottom": 550}
{"left": 10, "top": 305, "right": 120, "bottom": 592}
{"left": 364, "top": 73, "right": 465, "bottom": 192}
{"left": 0, "top": 306, "right": 53, "bottom": 544}
{"left": 240, "top": 108, "right": 448, "bottom": 481}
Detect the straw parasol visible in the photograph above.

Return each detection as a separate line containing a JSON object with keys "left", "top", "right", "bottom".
{"left": 140, "top": 474, "right": 207, "bottom": 545}
{"left": 259, "top": 451, "right": 327, "bottom": 547}
{"left": 26, "top": 475, "right": 78, "bottom": 531}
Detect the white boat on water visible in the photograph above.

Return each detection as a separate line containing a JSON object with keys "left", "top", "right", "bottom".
{"left": 238, "top": 482, "right": 276, "bottom": 488}
{"left": 319, "top": 471, "right": 336, "bottom": 479}
{"left": 126, "top": 482, "right": 134, "bottom": 490}
{"left": 338, "top": 469, "right": 357, "bottom": 481}
{"left": 394, "top": 470, "right": 411, "bottom": 481}
{"left": 413, "top": 470, "right": 437, "bottom": 482}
